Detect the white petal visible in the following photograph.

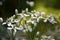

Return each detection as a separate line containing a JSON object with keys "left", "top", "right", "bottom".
{"left": 36, "top": 31, "right": 40, "bottom": 35}
{"left": 7, "top": 22, "right": 12, "bottom": 26}
{"left": 31, "top": 21, "right": 35, "bottom": 24}
{"left": 26, "top": 1, "right": 34, "bottom": 7}
{"left": 29, "top": 1, "right": 34, "bottom": 7}
{"left": 43, "top": 18, "right": 48, "bottom": 22}
{"left": 2, "top": 22, "right": 6, "bottom": 25}
{"left": 25, "top": 8, "right": 28, "bottom": 12}
{"left": 26, "top": 20, "right": 31, "bottom": 23}
{"left": 0, "top": 17, "right": 3, "bottom": 22}
{"left": 15, "top": 9, "right": 18, "bottom": 13}
{"left": 17, "top": 14, "right": 24, "bottom": 18}
{"left": 24, "top": 14, "right": 30, "bottom": 16}
{"left": 38, "top": 16, "right": 43, "bottom": 19}
{"left": 31, "top": 14, "right": 34, "bottom": 17}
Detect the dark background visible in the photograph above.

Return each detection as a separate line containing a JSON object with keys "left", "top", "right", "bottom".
{"left": 0, "top": 0, "right": 60, "bottom": 19}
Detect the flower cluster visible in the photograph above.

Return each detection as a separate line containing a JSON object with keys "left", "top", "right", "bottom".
{"left": 2, "top": 8, "right": 57, "bottom": 35}
{"left": 41, "top": 35, "right": 55, "bottom": 40}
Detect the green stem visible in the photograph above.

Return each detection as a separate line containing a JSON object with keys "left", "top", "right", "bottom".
{"left": 11, "top": 29, "right": 15, "bottom": 40}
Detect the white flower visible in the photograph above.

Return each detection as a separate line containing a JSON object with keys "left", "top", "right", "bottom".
{"left": 26, "top": 1, "right": 34, "bottom": 7}
{"left": 34, "top": 12, "right": 40, "bottom": 17}
{"left": 32, "top": 17, "right": 37, "bottom": 19}
{"left": 31, "top": 21, "right": 35, "bottom": 24}
{"left": 44, "top": 19, "right": 47, "bottom": 22}
{"left": 36, "top": 31, "right": 40, "bottom": 35}
{"left": 0, "top": 17, "right": 3, "bottom": 22}
{"left": 15, "top": 9, "right": 18, "bottom": 14}
{"left": 48, "top": 16, "right": 57, "bottom": 24}
{"left": 12, "top": 15, "right": 15, "bottom": 18}
{"left": 25, "top": 8, "right": 28, "bottom": 12}
{"left": 7, "top": 22, "right": 12, "bottom": 26}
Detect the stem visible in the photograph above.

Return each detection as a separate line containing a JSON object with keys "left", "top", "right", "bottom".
{"left": 38, "top": 32, "right": 42, "bottom": 40}
{"left": 11, "top": 29, "right": 15, "bottom": 40}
